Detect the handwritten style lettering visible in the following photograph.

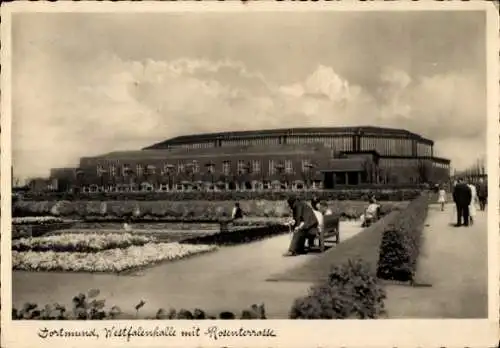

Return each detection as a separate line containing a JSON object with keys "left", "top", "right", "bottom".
{"left": 204, "top": 326, "right": 277, "bottom": 340}
{"left": 38, "top": 328, "right": 99, "bottom": 339}
{"left": 103, "top": 326, "right": 177, "bottom": 342}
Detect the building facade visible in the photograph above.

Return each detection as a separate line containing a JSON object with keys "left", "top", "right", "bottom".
{"left": 46, "top": 126, "right": 451, "bottom": 193}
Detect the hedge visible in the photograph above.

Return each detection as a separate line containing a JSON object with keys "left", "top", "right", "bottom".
{"left": 12, "top": 289, "right": 267, "bottom": 320}
{"left": 20, "top": 188, "right": 421, "bottom": 202}
{"left": 13, "top": 200, "right": 408, "bottom": 220}
{"left": 12, "top": 222, "right": 75, "bottom": 240}
{"left": 179, "top": 224, "right": 290, "bottom": 246}
{"left": 289, "top": 259, "right": 386, "bottom": 319}
{"left": 376, "top": 194, "right": 429, "bottom": 282}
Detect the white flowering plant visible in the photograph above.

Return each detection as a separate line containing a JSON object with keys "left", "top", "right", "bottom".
{"left": 12, "top": 242, "right": 218, "bottom": 273}
{"left": 12, "top": 233, "right": 156, "bottom": 253}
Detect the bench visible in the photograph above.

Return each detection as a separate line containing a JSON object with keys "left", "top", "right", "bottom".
{"left": 318, "top": 214, "right": 340, "bottom": 252}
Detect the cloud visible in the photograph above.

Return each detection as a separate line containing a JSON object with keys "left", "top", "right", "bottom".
{"left": 13, "top": 54, "right": 486, "bottom": 180}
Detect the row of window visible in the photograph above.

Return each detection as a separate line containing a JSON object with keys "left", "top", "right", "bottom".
{"left": 95, "top": 159, "right": 315, "bottom": 177}
{"left": 360, "top": 137, "right": 414, "bottom": 156}
{"left": 164, "top": 135, "right": 431, "bottom": 157}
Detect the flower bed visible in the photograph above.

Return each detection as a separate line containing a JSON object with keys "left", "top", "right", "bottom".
{"left": 376, "top": 194, "right": 429, "bottom": 282}
{"left": 12, "top": 242, "right": 217, "bottom": 273}
{"left": 12, "top": 216, "right": 64, "bottom": 225}
{"left": 13, "top": 199, "right": 408, "bottom": 220}
{"left": 12, "top": 289, "right": 266, "bottom": 320}
{"left": 12, "top": 233, "right": 155, "bottom": 253}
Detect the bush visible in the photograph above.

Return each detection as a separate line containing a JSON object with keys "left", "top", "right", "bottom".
{"left": 21, "top": 188, "right": 421, "bottom": 202}
{"left": 12, "top": 289, "right": 267, "bottom": 320}
{"left": 12, "top": 222, "right": 75, "bottom": 240}
{"left": 376, "top": 194, "right": 429, "bottom": 282}
{"left": 289, "top": 259, "right": 386, "bottom": 319}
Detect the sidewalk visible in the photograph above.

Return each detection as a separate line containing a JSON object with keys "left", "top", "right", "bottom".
{"left": 13, "top": 222, "right": 363, "bottom": 318}
{"left": 384, "top": 203, "right": 489, "bottom": 318}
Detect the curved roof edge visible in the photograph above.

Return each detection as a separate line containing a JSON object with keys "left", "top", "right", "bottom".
{"left": 144, "top": 126, "right": 432, "bottom": 150}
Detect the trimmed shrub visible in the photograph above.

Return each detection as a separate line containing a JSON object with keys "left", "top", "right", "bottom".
{"left": 376, "top": 194, "right": 429, "bottom": 282}
{"left": 12, "top": 222, "right": 74, "bottom": 240}
{"left": 21, "top": 188, "right": 421, "bottom": 202}
{"left": 289, "top": 259, "right": 386, "bottom": 319}
{"left": 14, "top": 199, "right": 408, "bottom": 220}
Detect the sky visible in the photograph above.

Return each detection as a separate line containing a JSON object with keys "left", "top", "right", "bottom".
{"left": 11, "top": 10, "right": 488, "bottom": 180}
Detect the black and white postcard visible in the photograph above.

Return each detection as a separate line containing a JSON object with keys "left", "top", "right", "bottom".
{"left": 1, "top": 1, "right": 499, "bottom": 347}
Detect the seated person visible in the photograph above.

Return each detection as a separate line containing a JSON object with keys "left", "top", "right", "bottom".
{"left": 319, "top": 201, "right": 333, "bottom": 216}
{"left": 283, "top": 197, "right": 319, "bottom": 256}
{"left": 231, "top": 202, "right": 243, "bottom": 220}
{"left": 308, "top": 199, "right": 324, "bottom": 250}
{"left": 360, "top": 198, "right": 380, "bottom": 227}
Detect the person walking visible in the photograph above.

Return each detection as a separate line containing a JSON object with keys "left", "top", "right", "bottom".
{"left": 477, "top": 178, "right": 488, "bottom": 211}
{"left": 468, "top": 181, "right": 478, "bottom": 225}
{"left": 283, "top": 196, "right": 319, "bottom": 257}
{"left": 437, "top": 185, "right": 447, "bottom": 211}
{"left": 452, "top": 178, "right": 472, "bottom": 227}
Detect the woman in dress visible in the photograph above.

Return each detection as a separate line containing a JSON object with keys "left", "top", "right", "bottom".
{"left": 468, "top": 182, "right": 478, "bottom": 225}
{"left": 437, "top": 185, "right": 447, "bottom": 211}
{"left": 307, "top": 198, "right": 323, "bottom": 250}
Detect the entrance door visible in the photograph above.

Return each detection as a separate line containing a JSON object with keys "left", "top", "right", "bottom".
{"left": 323, "top": 172, "right": 335, "bottom": 189}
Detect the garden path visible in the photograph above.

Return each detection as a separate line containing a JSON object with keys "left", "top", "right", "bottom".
{"left": 12, "top": 221, "right": 363, "bottom": 318}
{"left": 384, "top": 203, "right": 489, "bottom": 318}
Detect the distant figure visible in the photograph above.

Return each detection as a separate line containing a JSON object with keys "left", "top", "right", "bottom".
{"left": 360, "top": 197, "right": 380, "bottom": 227}
{"left": 477, "top": 178, "right": 488, "bottom": 211}
{"left": 123, "top": 219, "right": 133, "bottom": 232}
{"left": 452, "top": 178, "right": 472, "bottom": 227}
{"left": 437, "top": 185, "right": 447, "bottom": 211}
{"left": 231, "top": 202, "right": 243, "bottom": 220}
{"left": 283, "top": 196, "right": 319, "bottom": 257}
{"left": 468, "top": 182, "right": 478, "bottom": 225}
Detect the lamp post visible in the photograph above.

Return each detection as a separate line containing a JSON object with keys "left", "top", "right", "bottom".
{"left": 204, "top": 161, "right": 215, "bottom": 190}
{"left": 167, "top": 164, "right": 175, "bottom": 190}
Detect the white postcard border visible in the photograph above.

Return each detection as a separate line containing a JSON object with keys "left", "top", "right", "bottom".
{"left": 1, "top": 2, "right": 499, "bottom": 348}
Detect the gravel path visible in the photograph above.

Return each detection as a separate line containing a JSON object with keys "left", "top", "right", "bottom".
{"left": 12, "top": 221, "right": 363, "bottom": 318}
{"left": 384, "top": 203, "right": 489, "bottom": 318}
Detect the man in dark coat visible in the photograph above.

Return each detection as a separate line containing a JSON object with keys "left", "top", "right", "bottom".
{"left": 452, "top": 178, "right": 472, "bottom": 227}
{"left": 476, "top": 178, "right": 488, "bottom": 211}
{"left": 283, "top": 197, "right": 319, "bottom": 256}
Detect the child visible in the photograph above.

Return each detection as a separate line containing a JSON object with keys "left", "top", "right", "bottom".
{"left": 437, "top": 185, "right": 447, "bottom": 211}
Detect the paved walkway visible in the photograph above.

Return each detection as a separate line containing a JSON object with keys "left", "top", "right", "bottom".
{"left": 12, "top": 221, "right": 363, "bottom": 318}
{"left": 384, "top": 203, "right": 489, "bottom": 318}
